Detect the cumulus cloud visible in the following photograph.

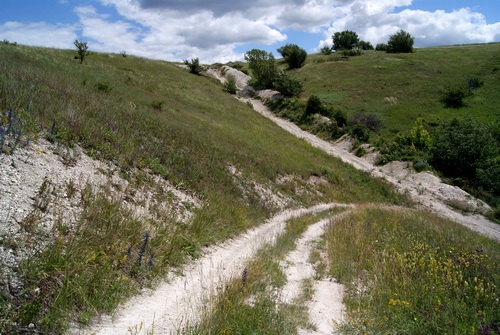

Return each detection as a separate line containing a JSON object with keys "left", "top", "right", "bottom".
{"left": 137, "top": 0, "right": 306, "bottom": 17}
{"left": 1, "top": 0, "right": 498, "bottom": 63}
{"left": 0, "top": 21, "right": 76, "bottom": 48}
{"left": 319, "top": 3, "right": 500, "bottom": 50}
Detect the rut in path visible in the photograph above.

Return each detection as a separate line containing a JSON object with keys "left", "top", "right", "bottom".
{"left": 73, "top": 203, "right": 353, "bottom": 335}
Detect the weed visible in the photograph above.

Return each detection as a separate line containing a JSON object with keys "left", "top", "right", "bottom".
{"left": 150, "top": 100, "right": 164, "bottom": 111}
{"left": 0, "top": 109, "right": 24, "bottom": 154}
{"left": 96, "top": 82, "right": 112, "bottom": 93}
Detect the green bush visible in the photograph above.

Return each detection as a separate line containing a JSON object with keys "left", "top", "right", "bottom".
{"left": 349, "top": 123, "right": 370, "bottom": 142}
{"left": 430, "top": 117, "right": 495, "bottom": 180}
{"left": 277, "top": 44, "right": 308, "bottom": 69}
{"left": 440, "top": 86, "right": 466, "bottom": 108}
{"left": 357, "top": 40, "right": 374, "bottom": 50}
{"left": 184, "top": 57, "right": 204, "bottom": 75}
{"left": 320, "top": 45, "right": 333, "bottom": 55}
{"left": 224, "top": 74, "right": 237, "bottom": 94}
{"left": 387, "top": 30, "right": 414, "bottom": 53}
{"left": 272, "top": 71, "right": 302, "bottom": 97}
{"left": 305, "top": 95, "right": 323, "bottom": 116}
{"left": 477, "top": 157, "right": 500, "bottom": 195}
{"left": 375, "top": 43, "right": 388, "bottom": 51}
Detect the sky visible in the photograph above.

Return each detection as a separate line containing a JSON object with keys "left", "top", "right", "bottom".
{"left": 1, "top": 0, "right": 499, "bottom": 63}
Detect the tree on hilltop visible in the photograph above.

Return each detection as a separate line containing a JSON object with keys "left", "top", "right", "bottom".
{"left": 332, "top": 30, "right": 359, "bottom": 50}
{"left": 277, "top": 43, "right": 308, "bottom": 69}
{"left": 387, "top": 29, "right": 414, "bottom": 53}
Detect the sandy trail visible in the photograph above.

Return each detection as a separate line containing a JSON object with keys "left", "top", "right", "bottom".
{"left": 280, "top": 214, "right": 350, "bottom": 335}
{"left": 74, "top": 203, "right": 350, "bottom": 335}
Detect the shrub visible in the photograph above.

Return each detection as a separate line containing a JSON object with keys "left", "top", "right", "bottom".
{"left": 305, "top": 95, "right": 323, "bottom": 116}
{"left": 465, "top": 76, "right": 483, "bottom": 93}
{"left": 184, "top": 57, "right": 204, "bottom": 75}
{"left": 224, "top": 74, "right": 237, "bottom": 94}
{"left": 476, "top": 157, "right": 500, "bottom": 195}
{"left": 349, "top": 123, "right": 370, "bottom": 142}
{"left": 348, "top": 113, "right": 383, "bottom": 132}
{"left": 277, "top": 44, "right": 307, "bottom": 69}
{"left": 387, "top": 30, "right": 414, "bottom": 53}
{"left": 332, "top": 109, "right": 347, "bottom": 127}
{"left": 244, "top": 49, "right": 278, "bottom": 89}
{"left": 333, "top": 30, "right": 360, "bottom": 50}
{"left": 272, "top": 72, "right": 303, "bottom": 97}
{"left": 320, "top": 45, "right": 333, "bottom": 55}
{"left": 407, "top": 118, "right": 432, "bottom": 150}
{"left": 74, "top": 40, "right": 89, "bottom": 64}
{"left": 96, "top": 83, "right": 112, "bottom": 93}
{"left": 440, "top": 86, "right": 466, "bottom": 108}
{"left": 430, "top": 117, "right": 495, "bottom": 180}
{"left": 413, "top": 159, "right": 430, "bottom": 172}
{"left": 375, "top": 43, "right": 388, "bottom": 51}
{"left": 341, "top": 48, "right": 362, "bottom": 56}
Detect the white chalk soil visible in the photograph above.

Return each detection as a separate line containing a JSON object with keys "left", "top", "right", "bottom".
{"left": 73, "top": 203, "right": 349, "bottom": 334}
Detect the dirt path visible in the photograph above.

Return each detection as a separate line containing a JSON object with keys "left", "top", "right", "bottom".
{"left": 280, "top": 214, "right": 351, "bottom": 334}
{"left": 74, "top": 203, "right": 351, "bottom": 334}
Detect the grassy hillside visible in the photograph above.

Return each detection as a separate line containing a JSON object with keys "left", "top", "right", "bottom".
{"left": 294, "top": 44, "right": 499, "bottom": 137}
{"left": 0, "top": 43, "right": 405, "bottom": 332}
{"left": 270, "top": 43, "right": 500, "bottom": 212}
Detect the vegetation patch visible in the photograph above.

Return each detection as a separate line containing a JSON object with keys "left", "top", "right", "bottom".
{"left": 326, "top": 207, "right": 500, "bottom": 334}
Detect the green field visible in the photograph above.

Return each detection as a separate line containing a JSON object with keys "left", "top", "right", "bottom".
{"left": 294, "top": 44, "right": 499, "bottom": 138}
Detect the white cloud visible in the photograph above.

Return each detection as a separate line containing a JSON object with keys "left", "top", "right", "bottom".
{"left": 1, "top": 0, "right": 498, "bottom": 63}
{"left": 318, "top": 3, "right": 500, "bottom": 50}
{"left": 0, "top": 21, "right": 76, "bottom": 48}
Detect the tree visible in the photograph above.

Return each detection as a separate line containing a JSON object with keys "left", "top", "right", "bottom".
{"left": 244, "top": 49, "right": 278, "bottom": 89}
{"left": 332, "top": 30, "right": 359, "bottom": 50}
{"left": 277, "top": 44, "right": 307, "bottom": 69}
{"left": 74, "top": 39, "right": 89, "bottom": 64}
{"left": 357, "top": 40, "right": 374, "bottom": 50}
{"left": 387, "top": 29, "right": 414, "bottom": 53}
{"left": 184, "top": 57, "right": 204, "bottom": 75}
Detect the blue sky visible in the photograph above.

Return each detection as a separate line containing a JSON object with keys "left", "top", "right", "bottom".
{"left": 1, "top": 0, "right": 499, "bottom": 63}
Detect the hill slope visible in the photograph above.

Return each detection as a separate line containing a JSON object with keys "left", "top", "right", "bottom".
{"left": 0, "top": 43, "right": 402, "bottom": 332}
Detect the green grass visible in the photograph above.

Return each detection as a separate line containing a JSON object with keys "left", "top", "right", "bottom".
{"left": 296, "top": 44, "right": 500, "bottom": 138}
{"left": 325, "top": 206, "right": 500, "bottom": 334}
{"left": 0, "top": 44, "right": 406, "bottom": 332}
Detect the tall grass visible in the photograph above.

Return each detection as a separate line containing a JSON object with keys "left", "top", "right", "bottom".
{"left": 325, "top": 206, "right": 500, "bottom": 334}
